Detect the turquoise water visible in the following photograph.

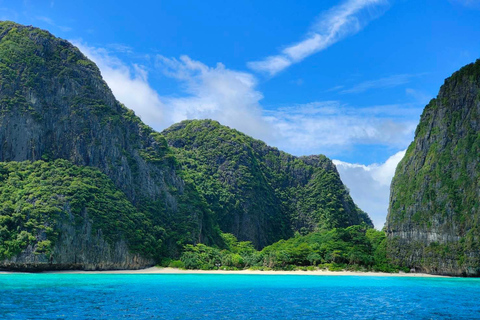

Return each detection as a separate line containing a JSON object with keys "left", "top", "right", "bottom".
{"left": 1, "top": 274, "right": 480, "bottom": 319}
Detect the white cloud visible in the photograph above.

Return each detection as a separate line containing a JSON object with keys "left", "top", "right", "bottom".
{"left": 264, "top": 102, "right": 420, "bottom": 156}
{"left": 74, "top": 42, "right": 421, "bottom": 158}
{"left": 36, "top": 16, "right": 72, "bottom": 32}
{"left": 405, "top": 88, "right": 432, "bottom": 105}
{"left": 73, "top": 43, "right": 273, "bottom": 140}
{"left": 325, "top": 85, "right": 345, "bottom": 92}
{"left": 340, "top": 74, "right": 418, "bottom": 94}
{"left": 247, "top": 56, "right": 292, "bottom": 77}
{"left": 73, "top": 41, "right": 168, "bottom": 129}
{"left": 333, "top": 150, "right": 406, "bottom": 229}
{"left": 155, "top": 55, "right": 274, "bottom": 139}
{"left": 247, "top": 0, "right": 389, "bottom": 75}
{"left": 106, "top": 43, "right": 134, "bottom": 54}
{"left": 449, "top": 0, "right": 480, "bottom": 9}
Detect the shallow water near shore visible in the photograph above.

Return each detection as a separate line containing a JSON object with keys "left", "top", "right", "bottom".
{"left": 1, "top": 274, "right": 480, "bottom": 319}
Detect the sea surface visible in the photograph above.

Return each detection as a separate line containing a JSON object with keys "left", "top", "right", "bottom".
{"left": 1, "top": 273, "right": 479, "bottom": 319}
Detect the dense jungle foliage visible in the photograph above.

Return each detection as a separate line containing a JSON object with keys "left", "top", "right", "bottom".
{"left": 164, "top": 225, "right": 406, "bottom": 272}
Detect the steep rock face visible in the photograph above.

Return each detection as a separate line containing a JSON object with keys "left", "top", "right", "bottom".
{"left": 0, "top": 21, "right": 219, "bottom": 268}
{"left": 386, "top": 60, "right": 480, "bottom": 276}
{"left": 0, "top": 160, "right": 156, "bottom": 271}
{"left": 164, "top": 120, "right": 372, "bottom": 249}
{"left": 0, "top": 22, "right": 174, "bottom": 203}
{"left": 0, "top": 214, "right": 153, "bottom": 271}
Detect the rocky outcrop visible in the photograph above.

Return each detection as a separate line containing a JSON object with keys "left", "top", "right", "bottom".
{"left": 0, "top": 159, "right": 161, "bottom": 270}
{"left": 386, "top": 60, "right": 480, "bottom": 276}
{"left": 164, "top": 120, "right": 372, "bottom": 248}
{"left": 0, "top": 212, "right": 153, "bottom": 271}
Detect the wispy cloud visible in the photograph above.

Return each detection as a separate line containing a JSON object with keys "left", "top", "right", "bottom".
{"left": 73, "top": 42, "right": 272, "bottom": 139}
{"left": 333, "top": 150, "right": 406, "bottom": 229}
{"left": 264, "top": 101, "right": 420, "bottom": 156}
{"left": 36, "top": 16, "right": 71, "bottom": 32}
{"left": 449, "top": 0, "right": 480, "bottom": 9}
{"left": 154, "top": 54, "right": 420, "bottom": 154}
{"left": 325, "top": 85, "right": 345, "bottom": 92}
{"left": 106, "top": 43, "right": 134, "bottom": 54}
{"left": 405, "top": 88, "right": 432, "bottom": 105}
{"left": 247, "top": 0, "right": 389, "bottom": 76}
{"left": 340, "top": 74, "right": 419, "bottom": 94}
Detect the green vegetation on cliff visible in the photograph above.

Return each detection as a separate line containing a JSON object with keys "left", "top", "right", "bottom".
{"left": 0, "top": 21, "right": 223, "bottom": 266}
{"left": 387, "top": 59, "right": 480, "bottom": 276}
{"left": 0, "top": 159, "right": 160, "bottom": 260}
{"left": 164, "top": 120, "right": 372, "bottom": 248}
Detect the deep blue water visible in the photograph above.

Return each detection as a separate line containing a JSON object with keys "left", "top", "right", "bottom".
{"left": 1, "top": 274, "right": 480, "bottom": 319}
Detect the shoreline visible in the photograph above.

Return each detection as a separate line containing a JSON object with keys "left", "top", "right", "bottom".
{"left": 0, "top": 267, "right": 450, "bottom": 277}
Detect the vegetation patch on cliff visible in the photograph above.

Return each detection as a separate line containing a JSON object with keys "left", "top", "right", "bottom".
{"left": 0, "top": 159, "right": 161, "bottom": 260}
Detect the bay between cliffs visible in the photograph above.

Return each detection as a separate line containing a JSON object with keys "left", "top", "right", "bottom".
{"left": 1, "top": 272, "right": 479, "bottom": 319}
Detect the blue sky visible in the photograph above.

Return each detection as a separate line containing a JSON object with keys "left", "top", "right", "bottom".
{"left": 2, "top": 0, "right": 480, "bottom": 227}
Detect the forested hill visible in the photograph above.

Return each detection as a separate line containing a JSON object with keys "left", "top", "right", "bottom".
{"left": 163, "top": 119, "right": 372, "bottom": 248}
{"left": 0, "top": 21, "right": 372, "bottom": 270}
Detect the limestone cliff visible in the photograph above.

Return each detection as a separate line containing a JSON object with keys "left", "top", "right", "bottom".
{"left": 0, "top": 21, "right": 218, "bottom": 269}
{"left": 0, "top": 21, "right": 178, "bottom": 204}
{"left": 0, "top": 212, "right": 153, "bottom": 271}
{"left": 164, "top": 120, "right": 372, "bottom": 249}
{"left": 0, "top": 160, "right": 156, "bottom": 271}
{"left": 386, "top": 60, "right": 480, "bottom": 276}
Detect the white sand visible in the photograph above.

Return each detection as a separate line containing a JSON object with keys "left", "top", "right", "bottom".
{"left": 0, "top": 267, "right": 448, "bottom": 277}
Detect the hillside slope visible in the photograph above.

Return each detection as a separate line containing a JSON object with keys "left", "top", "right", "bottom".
{"left": 164, "top": 120, "right": 372, "bottom": 248}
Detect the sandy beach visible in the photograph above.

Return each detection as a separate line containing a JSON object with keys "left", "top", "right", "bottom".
{"left": 0, "top": 267, "right": 448, "bottom": 277}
